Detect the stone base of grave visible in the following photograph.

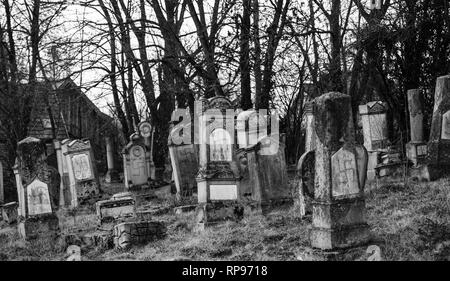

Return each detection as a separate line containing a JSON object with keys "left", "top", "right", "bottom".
{"left": 1, "top": 202, "right": 18, "bottom": 224}
{"left": 113, "top": 221, "right": 166, "bottom": 249}
{"left": 96, "top": 197, "right": 135, "bottom": 224}
{"left": 104, "top": 169, "right": 121, "bottom": 184}
{"left": 367, "top": 151, "right": 381, "bottom": 181}
{"left": 174, "top": 204, "right": 197, "bottom": 215}
{"left": 18, "top": 214, "right": 60, "bottom": 240}
{"left": 260, "top": 198, "right": 294, "bottom": 215}
{"left": 194, "top": 202, "right": 244, "bottom": 231}
{"left": 408, "top": 163, "right": 450, "bottom": 182}
{"left": 76, "top": 181, "right": 100, "bottom": 203}
{"left": 375, "top": 161, "right": 408, "bottom": 179}
{"left": 310, "top": 198, "right": 370, "bottom": 250}
{"left": 64, "top": 228, "right": 113, "bottom": 250}
{"left": 297, "top": 244, "right": 381, "bottom": 261}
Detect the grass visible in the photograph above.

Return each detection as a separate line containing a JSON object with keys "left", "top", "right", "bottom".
{"left": 1, "top": 178, "right": 449, "bottom": 261}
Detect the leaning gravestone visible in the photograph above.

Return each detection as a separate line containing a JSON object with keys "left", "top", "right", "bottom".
{"left": 310, "top": 92, "right": 370, "bottom": 251}
{"left": 168, "top": 121, "right": 199, "bottom": 201}
{"left": 14, "top": 137, "right": 60, "bottom": 240}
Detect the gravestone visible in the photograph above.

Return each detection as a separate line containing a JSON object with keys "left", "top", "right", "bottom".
{"left": 424, "top": 75, "right": 450, "bottom": 180}
{"left": 113, "top": 221, "right": 166, "bottom": 250}
{"left": 2, "top": 202, "right": 18, "bottom": 224}
{"left": 406, "top": 89, "right": 427, "bottom": 166}
{"left": 359, "top": 101, "right": 389, "bottom": 180}
{"left": 14, "top": 137, "right": 60, "bottom": 240}
{"left": 95, "top": 196, "right": 135, "bottom": 224}
{"left": 168, "top": 121, "right": 199, "bottom": 200}
{"left": 62, "top": 139, "right": 100, "bottom": 207}
{"left": 123, "top": 133, "right": 152, "bottom": 190}
{"left": 104, "top": 136, "right": 120, "bottom": 183}
{"left": 195, "top": 97, "right": 242, "bottom": 228}
{"left": 138, "top": 121, "right": 156, "bottom": 180}
{"left": 245, "top": 133, "right": 292, "bottom": 212}
{"left": 310, "top": 92, "right": 370, "bottom": 250}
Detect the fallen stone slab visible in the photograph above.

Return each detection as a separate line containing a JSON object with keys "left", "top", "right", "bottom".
{"left": 113, "top": 221, "right": 166, "bottom": 250}
{"left": 2, "top": 202, "right": 18, "bottom": 224}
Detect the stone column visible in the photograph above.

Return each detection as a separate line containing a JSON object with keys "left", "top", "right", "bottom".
{"left": 304, "top": 102, "right": 316, "bottom": 152}
{"left": 105, "top": 136, "right": 119, "bottom": 183}
{"left": 311, "top": 92, "right": 370, "bottom": 250}
{"left": 54, "top": 140, "right": 65, "bottom": 207}
{"left": 406, "top": 89, "right": 428, "bottom": 166}
{"left": 426, "top": 75, "right": 450, "bottom": 179}
{"left": 0, "top": 161, "right": 3, "bottom": 204}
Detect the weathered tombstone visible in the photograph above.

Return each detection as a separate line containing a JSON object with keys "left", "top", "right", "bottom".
{"left": 62, "top": 139, "right": 100, "bottom": 207}
{"left": 425, "top": 75, "right": 450, "bottom": 180}
{"left": 104, "top": 136, "right": 120, "bottom": 183}
{"left": 406, "top": 89, "right": 428, "bottom": 166}
{"left": 123, "top": 133, "right": 152, "bottom": 190}
{"left": 245, "top": 133, "right": 292, "bottom": 212}
{"left": 14, "top": 137, "right": 60, "bottom": 240}
{"left": 168, "top": 121, "right": 199, "bottom": 200}
{"left": 138, "top": 121, "right": 156, "bottom": 180}
{"left": 95, "top": 196, "right": 135, "bottom": 224}
{"left": 310, "top": 92, "right": 370, "bottom": 250}
{"left": 195, "top": 97, "right": 242, "bottom": 228}
{"left": 53, "top": 140, "right": 65, "bottom": 207}
{"left": 359, "top": 101, "right": 388, "bottom": 180}
{"left": 113, "top": 221, "right": 166, "bottom": 249}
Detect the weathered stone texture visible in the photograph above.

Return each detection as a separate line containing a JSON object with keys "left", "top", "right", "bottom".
{"left": 113, "top": 221, "right": 166, "bottom": 249}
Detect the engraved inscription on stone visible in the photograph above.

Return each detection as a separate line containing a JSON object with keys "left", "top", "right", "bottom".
{"left": 129, "top": 145, "right": 147, "bottom": 184}
{"left": 368, "top": 114, "right": 387, "bottom": 141}
{"left": 331, "top": 148, "right": 360, "bottom": 197}
{"left": 71, "top": 153, "right": 92, "bottom": 180}
{"left": 417, "top": 145, "right": 428, "bottom": 156}
{"left": 210, "top": 128, "right": 232, "bottom": 161}
{"left": 27, "top": 179, "right": 52, "bottom": 216}
{"left": 210, "top": 184, "right": 237, "bottom": 200}
{"left": 441, "top": 111, "right": 450, "bottom": 140}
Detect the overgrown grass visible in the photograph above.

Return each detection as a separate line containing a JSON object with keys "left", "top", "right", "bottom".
{"left": 1, "top": 178, "right": 449, "bottom": 261}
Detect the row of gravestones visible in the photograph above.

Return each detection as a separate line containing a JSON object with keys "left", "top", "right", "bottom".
{"left": 168, "top": 96, "right": 293, "bottom": 227}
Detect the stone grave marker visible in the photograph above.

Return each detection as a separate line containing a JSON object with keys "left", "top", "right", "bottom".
{"left": 1, "top": 202, "right": 18, "bottom": 224}
{"left": 195, "top": 97, "right": 242, "bottom": 228}
{"left": 423, "top": 75, "right": 450, "bottom": 180}
{"left": 359, "top": 101, "right": 389, "bottom": 181}
{"left": 62, "top": 139, "right": 100, "bottom": 207}
{"left": 113, "top": 221, "right": 166, "bottom": 250}
{"left": 95, "top": 196, "right": 136, "bottom": 224}
{"left": 123, "top": 133, "right": 152, "bottom": 190}
{"left": 310, "top": 92, "right": 370, "bottom": 251}
{"left": 168, "top": 121, "right": 199, "bottom": 201}
{"left": 406, "top": 89, "right": 428, "bottom": 166}
{"left": 14, "top": 137, "right": 60, "bottom": 240}
{"left": 104, "top": 136, "right": 120, "bottom": 183}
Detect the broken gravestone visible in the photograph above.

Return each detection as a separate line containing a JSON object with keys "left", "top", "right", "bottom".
{"left": 310, "top": 92, "right": 370, "bottom": 251}
{"left": 14, "top": 137, "right": 60, "bottom": 240}
{"left": 113, "top": 221, "right": 166, "bottom": 250}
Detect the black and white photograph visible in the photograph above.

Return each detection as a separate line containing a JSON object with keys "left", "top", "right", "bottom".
{"left": 0, "top": 0, "right": 449, "bottom": 268}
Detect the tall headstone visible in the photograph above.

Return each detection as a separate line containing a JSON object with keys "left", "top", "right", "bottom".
{"left": 138, "top": 121, "right": 156, "bottom": 180}
{"left": 63, "top": 139, "right": 100, "bottom": 207}
{"left": 426, "top": 75, "right": 450, "bottom": 179}
{"left": 359, "top": 101, "right": 388, "bottom": 180}
{"left": 14, "top": 137, "right": 60, "bottom": 240}
{"left": 311, "top": 92, "right": 370, "bottom": 250}
{"left": 104, "top": 136, "right": 120, "bottom": 183}
{"left": 123, "top": 133, "right": 152, "bottom": 190}
{"left": 168, "top": 121, "right": 199, "bottom": 200}
{"left": 53, "top": 140, "right": 65, "bottom": 207}
{"left": 406, "top": 89, "right": 428, "bottom": 166}
{"left": 195, "top": 97, "right": 242, "bottom": 228}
